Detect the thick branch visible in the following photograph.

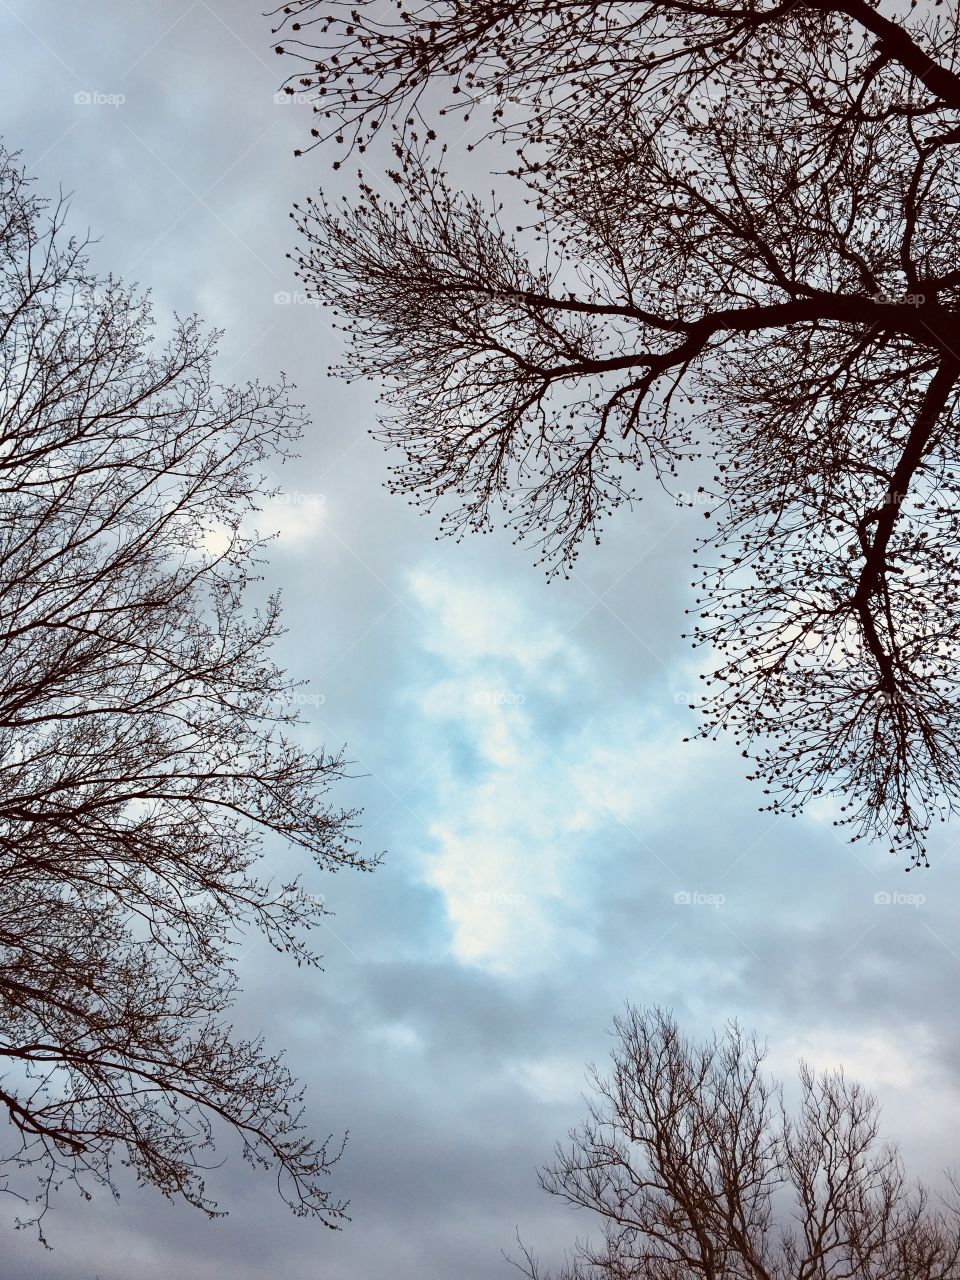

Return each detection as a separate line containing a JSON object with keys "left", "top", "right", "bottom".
{"left": 852, "top": 356, "right": 960, "bottom": 689}
{"left": 814, "top": 0, "right": 960, "bottom": 111}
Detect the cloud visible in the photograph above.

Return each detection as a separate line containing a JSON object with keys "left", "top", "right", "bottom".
{"left": 407, "top": 569, "right": 698, "bottom": 976}
{"left": 768, "top": 1026, "right": 934, "bottom": 1093}
{"left": 199, "top": 493, "right": 328, "bottom": 559}
{"left": 409, "top": 567, "right": 581, "bottom": 685}
{"left": 255, "top": 492, "right": 328, "bottom": 545}
{"left": 509, "top": 1053, "right": 590, "bottom": 1105}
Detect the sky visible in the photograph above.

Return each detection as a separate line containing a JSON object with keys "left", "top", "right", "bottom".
{"left": 2, "top": 3, "right": 960, "bottom": 1277}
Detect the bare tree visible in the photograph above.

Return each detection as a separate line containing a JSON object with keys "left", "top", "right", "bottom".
{"left": 272, "top": 0, "right": 960, "bottom": 863}
{"left": 0, "top": 147, "right": 373, "bottom": 1240}
{"left": 513, "top": 1005, "right": 960, "bottom": 1280}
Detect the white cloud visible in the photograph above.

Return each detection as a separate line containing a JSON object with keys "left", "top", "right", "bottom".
{"left": 369, "top": 1021, "right": 424, "bottom": 1054}
{"left": 768, "top": 1026, "right": 933, "bottom": 1092}
{"left": 407, "top": 569, "right": 699, "bottom": 977}
{"left": 508, "top": 1054, "right": 589, "bottom": 1105}
{"left": 408, "top": 568, "right": 587, "bottom": 691}
{"left": 254, "top": 492, "right": 327, "bottom": 545}
{"left": 199, "top": 491, "right": 328, "bottom": 557}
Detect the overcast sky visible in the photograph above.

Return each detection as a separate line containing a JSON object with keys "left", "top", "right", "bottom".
{"left": 2, "top": 3, "right": 960, "bottom": 1278}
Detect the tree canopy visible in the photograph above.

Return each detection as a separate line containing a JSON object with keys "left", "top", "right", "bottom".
{"left": 274, "top": 0, "right": 960, "bottom": 864}
{"left": 0, "top": 147, "right": 370, "bottom": 1239}
{"left": 517, "top": 1005, "right": 960, "bottom": 1280}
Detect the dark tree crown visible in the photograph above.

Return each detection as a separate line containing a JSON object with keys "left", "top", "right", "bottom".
{"left": 275, "top": 0, "right": 960, "bottom": 865}
{"left": 0, "top": 146, "right": 372, "bottom": 1240}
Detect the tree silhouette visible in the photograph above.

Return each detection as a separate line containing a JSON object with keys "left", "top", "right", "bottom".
{"left": 0, "top": 147, "right": 371, "bottom": 1240}
{"left": 514, "top": 1005, "right": 960, "bottom": 1280}
{"left": 273, "top": 0, "right": 960, "bottom": 864}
